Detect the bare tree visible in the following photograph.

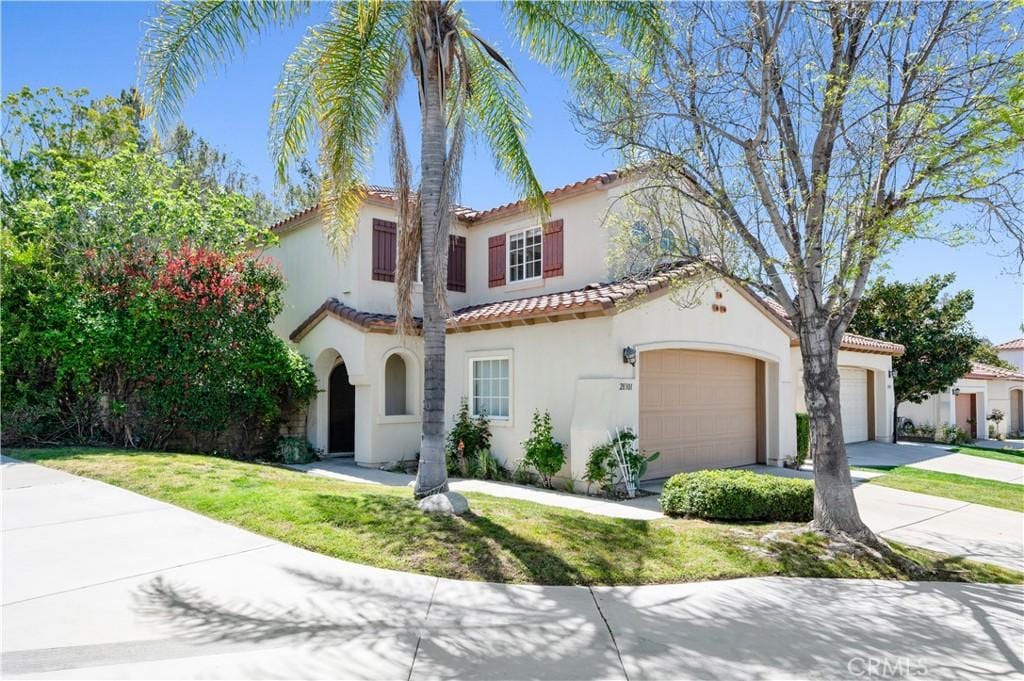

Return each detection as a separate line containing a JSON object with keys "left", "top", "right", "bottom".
{"left": 580, "top": 1, "right": 1023, "bottom": 541}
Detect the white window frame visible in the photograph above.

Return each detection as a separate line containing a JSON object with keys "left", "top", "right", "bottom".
{"left": 507, "top": 226, "right": 543, "bottom": 283}
{"left": 468, "top": 355, "right": 512, "bottom": 422}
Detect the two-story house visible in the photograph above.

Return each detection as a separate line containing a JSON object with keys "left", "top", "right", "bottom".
{"left": 265, "top": 170, "right": 902, "bottom": 481}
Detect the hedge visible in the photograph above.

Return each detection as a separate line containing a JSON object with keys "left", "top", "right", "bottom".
{"left": 795, "top": 413, "right": 810, "bottom": 465}
{"left": 660, "top": 469, "right": 813, "bottom": 522}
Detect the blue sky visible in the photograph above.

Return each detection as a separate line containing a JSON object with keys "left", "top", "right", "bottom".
{"left": 3, "top": 1, "right": 1021, "bottom": 343}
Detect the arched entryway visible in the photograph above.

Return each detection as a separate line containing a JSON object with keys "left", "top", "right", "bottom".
{"left": 1011, "top": 389, "right": 1023, "bottom": 435}
{"left": 329, "top": 362, "right": 356, "bottom": 454}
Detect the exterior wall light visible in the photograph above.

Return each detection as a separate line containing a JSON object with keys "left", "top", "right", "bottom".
{"left": 952, "top": 388, "right": 961, "bottom": 396}
{"left": 623, "top": 346, "right": 637, "bottom": 366}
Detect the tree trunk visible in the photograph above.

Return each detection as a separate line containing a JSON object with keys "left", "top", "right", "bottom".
{"left": 799, "top": 323, "right": 872, "bottom": 537}
{"left": 413, "top": 15, "right": 450, "bottom": 498}
{"left": 892, "top": 402, "right": 899, "bottom": 444}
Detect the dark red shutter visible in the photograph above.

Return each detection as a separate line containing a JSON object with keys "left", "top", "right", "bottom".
{"left": 543, "top": 219, "right": 564, "bottom": 278}
{"left": 488, "top": 234, "right": 506, "bottom": 287}
{"left": 371, "top": 219, "right": 397, "bottom": 282}
{"left": 447, "top": 235, "right": 466, "bottom": 292}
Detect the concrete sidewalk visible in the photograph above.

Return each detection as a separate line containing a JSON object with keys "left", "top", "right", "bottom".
{"left": 847, "top": 441, "right": 1024, "bottom": 484}
{"left": 3, "top": 457, "right": 1023, "bottom": 680}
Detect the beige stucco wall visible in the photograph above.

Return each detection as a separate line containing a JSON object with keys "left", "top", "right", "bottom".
{"left": 898, "top": 377, "right": 990, "bottom": 435}
{"left": 997, "top": 348, "right": 1024, "bottom": 373}
{"left": 445, "top": 281, "right": 798, "bottom": 479}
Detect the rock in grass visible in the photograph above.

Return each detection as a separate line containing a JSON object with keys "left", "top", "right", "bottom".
{"left": 418, "top": 491, "right": 469, "bottom": 515}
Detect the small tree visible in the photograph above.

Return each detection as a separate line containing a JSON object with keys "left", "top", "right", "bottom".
{"left": 849, "top": 274, "right": 979, "bottom": 442}
{"left": 522, "top": 410, "right": 565, "bottom": 488}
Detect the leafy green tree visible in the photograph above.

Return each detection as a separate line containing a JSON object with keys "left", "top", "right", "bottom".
{"left": 141, "top": 0, "right": 667, "bottom": 498}
{"left": 973, "top": 341, "right": 1017, "bottom": 371}
{"left": 1, "top": 87, "right": 314, "bottom": 452}
{"left": 849, "top": 275, "right": 979, "bottom": 441}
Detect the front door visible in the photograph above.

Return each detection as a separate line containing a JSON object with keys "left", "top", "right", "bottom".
{"left": 329, "top": 362, "right": 355, "bottom": 453}
{"left": 955, "top": 393, "right": 976, "bottom": 439}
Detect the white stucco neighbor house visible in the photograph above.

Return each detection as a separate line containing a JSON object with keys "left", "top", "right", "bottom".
{"left": 898, "top": 339, "right": 1024, "bottom": 440}
{"left": 264, "top": 170, "right": 903, "bottom": 481}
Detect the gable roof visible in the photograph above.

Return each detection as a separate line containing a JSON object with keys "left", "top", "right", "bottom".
{"left": 965, "top": 362, "right": 1024, "bottom": 381}
{"left": 269, "top": 170, "right": 628, "bottom": 234}
{"left": 994, "top": 337, "right": 1024, "bottom": 351}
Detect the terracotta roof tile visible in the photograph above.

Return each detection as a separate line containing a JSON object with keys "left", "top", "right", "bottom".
{"left": 751, "top": 296, "right": 904, "bottom": 356}
{"left": 993, "top": 337, "right": 1024, "bottom": 351}
{"left": 965, "top": 361, "right": 1024, "bottom": 381}
{"left": 289, "top": 263, "right": 694, "bottom": 341}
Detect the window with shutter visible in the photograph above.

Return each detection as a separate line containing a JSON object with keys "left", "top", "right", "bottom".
{"left": 542, "top": 219, "right": 564, "bottom": 278}
{"left": 447, "top": 235, "right": 466, "bottom": 292}
{"left": 371, "top": 219, "right": 397, "bottom": 282}
{"left": 488, "top": 234, "right": 506, "bottom": 287}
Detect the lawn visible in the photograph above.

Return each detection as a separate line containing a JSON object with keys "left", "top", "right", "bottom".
{"left": 9, "top": 448, "right": 1022, "bottom": 585}
{"left": 859, "top": 465, "right": 1024, "bottom": 513}
{"left": 949, "top": 445, "right": 1024, "bottom": 465}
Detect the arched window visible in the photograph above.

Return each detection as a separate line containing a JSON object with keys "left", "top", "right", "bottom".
{"left": 384, "top": 354, "right": 409, "bottom": 415}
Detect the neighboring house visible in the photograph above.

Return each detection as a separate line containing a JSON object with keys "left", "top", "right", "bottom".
{"left": 265, "top": 171, "right": 902, "bottom": 481}
{"left": 899, "top": 342, "right": 1024, "bottom": 439}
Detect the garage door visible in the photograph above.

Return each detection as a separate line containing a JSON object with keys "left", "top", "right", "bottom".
{"left": 639, "top": 350, "right": 758, "bottom": 479}
{"left": 839, "top": 367, "right": 869, "bottom": 443}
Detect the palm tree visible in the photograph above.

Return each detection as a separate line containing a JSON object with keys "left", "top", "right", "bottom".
{"left": 142, "top": 0, "right": 666, "bottom": 499}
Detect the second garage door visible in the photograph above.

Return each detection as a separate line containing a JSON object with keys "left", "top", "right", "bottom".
{"left": 839, "top": 367, "right": 869, "bottom": 443}
{"left": 639, "top": 350, "right": 758, "bottom": 479}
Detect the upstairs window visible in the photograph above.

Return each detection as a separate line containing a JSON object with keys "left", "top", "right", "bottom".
{"left": 508, "top": 227, "right": 542, "bottom": 282}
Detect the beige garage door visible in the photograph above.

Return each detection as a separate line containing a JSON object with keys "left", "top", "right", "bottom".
{"left": 639, "top": 350, "right": 758, "bottom": 479}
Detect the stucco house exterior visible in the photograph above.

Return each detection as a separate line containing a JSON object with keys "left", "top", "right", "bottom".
{"left": 898, "top": 339, "right": 1024, "bottom": 440}
{"left": 265, "top": 171, "right": 902, "bottom": 481}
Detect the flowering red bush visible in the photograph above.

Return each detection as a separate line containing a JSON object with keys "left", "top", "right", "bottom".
{"left": 23, "top": 242, "right": 317, "bottom": 454}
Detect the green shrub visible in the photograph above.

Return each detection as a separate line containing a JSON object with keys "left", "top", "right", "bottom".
{"left": 522, "top": 410, "right": 565, "bottom": 488}
{"left": 445, "top": 399, "right": 491, "bottom": 475}
{"left": 470, "top": 448, "right": 507, "bottom": 481}
{"left": 275, "top": 437, "right": 319, "bottom": 464}
{"left": 660, "top": 470, "right": 813, "bottom": 522}
{"left": 584, "top": 429, "right": 660, "bottom": 497}
{"left": 795, "top": 413, "right": 810, "bottom": 466}
{"left": 936, "top": 423, "right": 970, "bottom": 444}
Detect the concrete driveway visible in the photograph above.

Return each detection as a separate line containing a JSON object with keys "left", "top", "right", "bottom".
{"left": 848, "top": 441, "right": 1024, "bottom": 484}
{"left": 3, "top": 457, "right": 1023, "bottom": 680}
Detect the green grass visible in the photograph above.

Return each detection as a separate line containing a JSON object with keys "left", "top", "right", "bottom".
{"left": 860, "top": 465, "right": 1024, "bottom": 513}
{"left": 949, "top": 445, "right": 1024, "bottom": 465}
{"left": 9, "top": 447, "right": 1022, "bottom": 585}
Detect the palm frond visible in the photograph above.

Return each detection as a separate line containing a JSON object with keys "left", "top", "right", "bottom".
{"left": 393, "top": 108, "right": 420, "bottom": 336}
{"left": 502, "top": 0, "right": 667, "bottom": 113}
{"left": 141, "top": 0, "right": 310, "bottom": 130}
{"left": 315, "top": 0, "right": 409, "bottom": 251}
{"left": 270, "top": 26, "right": 325, "bottom": 185}
{"left": 461, "top": 34, "right": 547, "bottom": 216}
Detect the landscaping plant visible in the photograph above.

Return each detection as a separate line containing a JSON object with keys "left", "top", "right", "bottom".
{"left": 584, "top": 428, "right": 660, "bottom": 498}
{"left": 522, "top": 410, "right": 565, "bottom": 488}
{"left": 661, "top": 470, "right": 814, "bottom": 522}
{"left": 445, "top": 399, "right": 491, "bottom": 475}
{"left": 794, "top": 413, "right": 810, "bottom": 468}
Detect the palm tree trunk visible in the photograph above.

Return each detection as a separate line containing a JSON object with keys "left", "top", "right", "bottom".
{"left": 799, "top": 321, "right": 871, "bottom": 537}
{"left": 414, "top": 12, "right": 450, "bottom": 498}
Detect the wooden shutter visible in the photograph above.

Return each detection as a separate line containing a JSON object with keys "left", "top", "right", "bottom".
{"left": 543, "top": 219, "right": 564, "bottom": 278}
{"left": 447, "top": 235, "right": 466, "bottom": 292}
{"left": 488, "top": 234, "right": 506, "bottom": 287}
{"left": 371, "top": 219, "right": 397, "bottom": 282}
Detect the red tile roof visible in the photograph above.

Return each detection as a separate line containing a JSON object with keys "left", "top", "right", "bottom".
{"left": 753, "top": 296, "right": 904, "bottom": 356}
{"left": 965, "top": 362, "right": 1024, "bottom": 381}
{"left": 289, "top": 262, "right": 902, "bottom": 357}
{"left": 290, "top": 262, "right": 693, "bottom": 341}
{"left": 993, "top": 337, "right": 1024, "bottom": 351}
{"left": 268, "top": 171, "right": 628, "bottom": 233}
